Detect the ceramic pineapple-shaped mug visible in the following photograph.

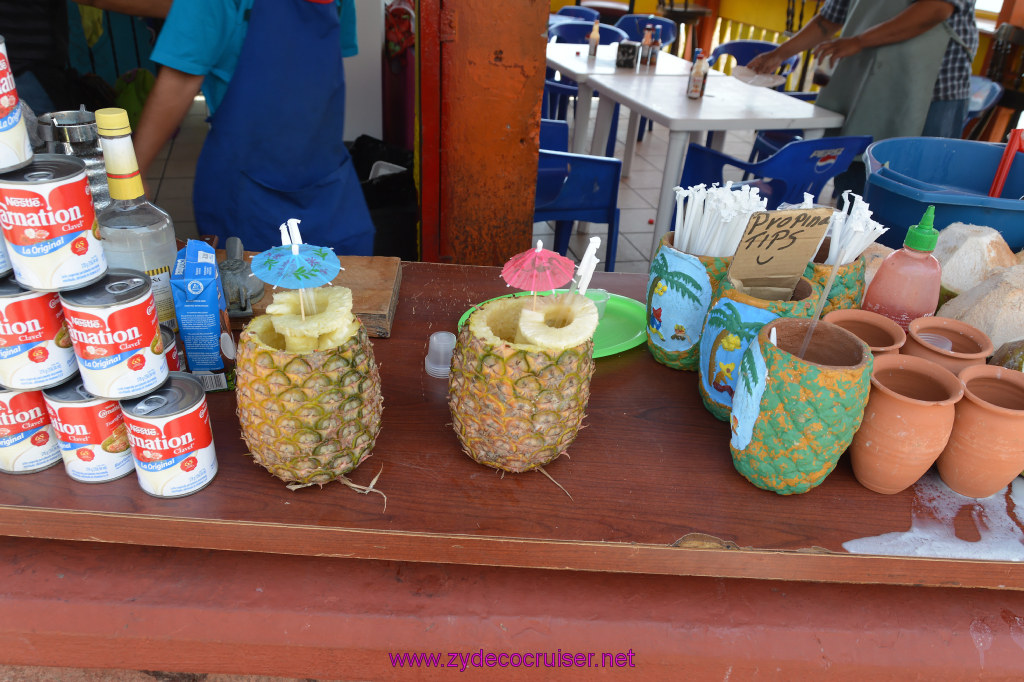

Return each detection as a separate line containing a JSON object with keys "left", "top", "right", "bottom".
{"left": 698, "top": 275, "right": 822, "bottom": 422}
{"left": 730, "top": 317, "right": 873, "bottom": 495}
{"left": 646, "top": 233, "right": 730, "bottom": 371}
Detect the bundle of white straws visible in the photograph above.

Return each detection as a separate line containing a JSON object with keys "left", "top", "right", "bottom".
{"left": 820, "top": 190, "right": 889, "bottom": 266}
{"left": 671, "top": 182, "right": 768, "bottom": 257}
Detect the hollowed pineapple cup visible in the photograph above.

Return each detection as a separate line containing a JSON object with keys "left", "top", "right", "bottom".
{"left": 236, "top": 314, "right": 383, "bottom": 487}
{"left": 448, "top": 295, "right": 596, "bottom": 473}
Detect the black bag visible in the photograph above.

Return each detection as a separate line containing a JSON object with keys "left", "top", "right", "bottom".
{"left": 348, "top": 135, "right": 419, "bottom": 261}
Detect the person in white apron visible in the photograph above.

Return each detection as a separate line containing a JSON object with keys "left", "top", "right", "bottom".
{"left": 748, "top": 0, "right": 976, "bottom": 193}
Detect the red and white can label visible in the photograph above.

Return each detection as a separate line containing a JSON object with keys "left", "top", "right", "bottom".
{"left": 0, "top": 172, "right": 105, "bottom": 290}
{"left": 0, "top": 291, "right": 77, "bottom": 389}
{"left": 62, "top": 291, "right": 168, "bottom": 399}
{"left": 162, "top": 327, "right": 180, "bottom": 371}
{"left": 0, "top": 42, "right": 31, "bottom": 173}
{"left": 0, "top": 389, "right": 60, "bottom": 473}
{"left": 124, "top": 397, "right": 217, "bottom": 497}
{"left": 43, "top": 396, "right": 133, "bottom": 483}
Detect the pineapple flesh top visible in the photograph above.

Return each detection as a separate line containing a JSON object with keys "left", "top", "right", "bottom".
{"left": 235, "top": 286, "right": 383, "bottom": 486}
{"left": 449, "top": 293, "right": 598, "bottom": 473}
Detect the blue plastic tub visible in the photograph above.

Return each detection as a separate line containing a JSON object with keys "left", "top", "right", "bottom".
{"left": 864, "top": 137, "right": 1024, "bottom": 249}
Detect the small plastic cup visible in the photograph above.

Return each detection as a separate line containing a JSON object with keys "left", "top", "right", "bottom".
{"left": 425, "top": 331, "right": 457, "bottom": 378}
{"left": 584, "top": 288, "right": 610, "bottom": 319}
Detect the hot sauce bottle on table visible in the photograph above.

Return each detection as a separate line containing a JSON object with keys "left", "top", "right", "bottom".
{"left": 588, "top": 19, "right": 600, "bottom": 57}
{"left": 861, "top": 206, "right": 942, "bottom": 332}
{"left": 94, "top": 108, "right": 178, "bottom": 331}
{"left": 641, "top": 24, "right": 654, "bottom": 64}
{"left": 687, "top": 48, "right": 709, "bottom": 99}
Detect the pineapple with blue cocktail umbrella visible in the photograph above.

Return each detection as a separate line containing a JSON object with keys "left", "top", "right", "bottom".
{"left": 235, "top": 219, "right": 383, "bottom": 489}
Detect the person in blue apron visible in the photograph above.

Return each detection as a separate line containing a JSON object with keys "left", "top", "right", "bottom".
{"left": 748, "top": 0, "right": 977, "bottom": 192}
{"left": 132, "top": 0, "right": 374, "bottom": 255}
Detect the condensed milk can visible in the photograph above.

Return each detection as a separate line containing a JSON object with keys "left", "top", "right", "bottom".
{"left": 59, "top": 270, "right": 168, "bottom": 400}
{"left": 120, "top": 372, "right": 217, "bottom": 498}
{"left": 43, "top": 375, "right": 134, "bottom": 483}
{"left": 0, "top": 36, "right": 33, "bottom": 173}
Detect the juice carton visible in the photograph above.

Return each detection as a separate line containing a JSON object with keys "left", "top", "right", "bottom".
{"left": 170, "top": 240, "right": 236, "bottom": 392}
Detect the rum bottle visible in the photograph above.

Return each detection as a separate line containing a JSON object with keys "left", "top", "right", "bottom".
{"left": 94, "top": 108, "right": 178, "bottom": 329}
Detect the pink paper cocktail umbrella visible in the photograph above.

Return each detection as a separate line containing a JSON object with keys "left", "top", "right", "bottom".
{"left": 501, "top": 240, "right": 575, "bottom": 293}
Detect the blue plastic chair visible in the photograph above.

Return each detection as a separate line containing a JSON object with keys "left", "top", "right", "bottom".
{"left": 613, "top": 14, "right": 677, "bottom": 45}
{"left": 679, "top": 136, "right": 873, "bottom": 209}
{"left": 556, "top": 5, "right": 601, "bottom": 21}
{"left": 547, "top": 20, "right": 628, "bottom": 44}
{"left": 964, "top": 75, "right": 1004, "bottom": 135}
{"left": 704, "top": 39, "right": 798, "bottom": 150}
{"left": 535, "top": 119, "right": 621, "bottom": 271}
{"left": 709, "top": 39, "right": 799, "bottom": 90}
{"left": 539, "top": 118, "right": 570, "bottom": 152}
{"left": 748, "top": 91, "right": 819, "bottom": 164}
{"left": 542, "top": 79, "right": 576, "bottom": 122}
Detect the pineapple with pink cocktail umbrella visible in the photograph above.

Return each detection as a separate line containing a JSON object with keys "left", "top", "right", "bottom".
{"left": 449, "top": 239, "right": 603, "bottom": 475}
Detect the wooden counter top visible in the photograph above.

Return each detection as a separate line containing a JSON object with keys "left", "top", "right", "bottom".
{"left": 0, "top": 262, "right": 1021, "bottom": 591}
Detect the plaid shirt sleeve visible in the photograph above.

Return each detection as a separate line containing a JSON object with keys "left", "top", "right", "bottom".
{"left": 819, "top": 0, "right": 850, "bottom": 27}
{"left": 932, "top": 0, "right": 978, "bottom": 101}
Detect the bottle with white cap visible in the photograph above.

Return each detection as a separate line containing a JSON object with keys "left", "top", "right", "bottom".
{"left": 94, "top": 107, "right": 178, "bottom": 329}
{"left": 588, "top": 19, "right": 600, "bottom": 57}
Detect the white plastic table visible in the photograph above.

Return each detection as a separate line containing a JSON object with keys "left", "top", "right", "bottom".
{"left": 545, "top": 43, "right": 693, "bottom": 154}
{"left": 585, "top": 73, "right": 846, "bottom": 258}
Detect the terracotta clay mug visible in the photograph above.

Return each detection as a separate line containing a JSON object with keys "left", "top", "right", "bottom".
{"left": 824, "top": 308, "right": 906, "bottom": 355}
{"left": 936, "top": 364, "right": 1024, "bottom": 498}
{"left": 849, "top": 353, "right": 964, "bottom": 495}
{"left": 902, "top": 317, "right": 994, "bottom": 375}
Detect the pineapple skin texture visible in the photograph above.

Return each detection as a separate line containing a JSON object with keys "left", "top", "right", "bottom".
{"left": 448, "top": 321, "right": 595, "bottom": 473}
{"left": 235, "top": 319, "right": 383, "bottom": 486}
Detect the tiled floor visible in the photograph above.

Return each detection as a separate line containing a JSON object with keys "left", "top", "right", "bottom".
{"left": 150, "top": 96, "right": 827, "bottom": 274}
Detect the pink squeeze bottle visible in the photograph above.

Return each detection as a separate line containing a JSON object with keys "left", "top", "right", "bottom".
{"left": 861, "top": 206, "right": 942, "bottom": 332}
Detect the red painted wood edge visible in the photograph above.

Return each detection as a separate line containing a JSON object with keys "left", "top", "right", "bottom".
{"left": 3, "top": 537, "right": 1024, "bottom": 679}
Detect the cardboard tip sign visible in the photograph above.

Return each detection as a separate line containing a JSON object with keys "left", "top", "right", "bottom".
{"left": 726, "top": 207, "right": 833, "bottom": 301}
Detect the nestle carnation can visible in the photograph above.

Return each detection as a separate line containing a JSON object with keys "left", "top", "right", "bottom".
{"left": 59, "top": 270, "right": 168, "bottom": 400}
{"left": 160, "top": 323, "right": 181, "bottom": 371}
{"left": 0, "top": 274, "right": 78, "bottom": 390}
{"left": 0, "top": 388, "right": 60, "bottom": 473}
{"left": 0, "top": 154, "right": 105, "bottom": 291}
{"left": 43, "top": 375, "right": 133, "bottom": 483}
{"left": 0, "top": 37, "right": 32, "bottom": 174}
{"left": 120, "top": 372, "right": 217, "bottom": 498}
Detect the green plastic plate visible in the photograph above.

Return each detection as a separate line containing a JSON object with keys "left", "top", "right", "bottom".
{"left": 457, "top": 289, "right": 647, "bottom": 359}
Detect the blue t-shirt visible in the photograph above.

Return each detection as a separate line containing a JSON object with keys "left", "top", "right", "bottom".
{"left": 151, "top": 0, "right": 358, "bottom": 113}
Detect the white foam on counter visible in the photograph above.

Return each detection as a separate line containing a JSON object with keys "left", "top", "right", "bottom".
{"left": 969, "top": 619, "right": 993, "bottom": 668}
{"left": 842, "top": 473, "right": 1024, "bottom": 561}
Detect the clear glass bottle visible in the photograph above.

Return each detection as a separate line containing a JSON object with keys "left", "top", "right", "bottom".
{"left": 588, "top": 19, "right": 600, "bottom": 57}
{"left": 861, "top": 206, "right": 942, "bottom": 332}
{"left": 94, "top": 108, "right": 178, "bottom": 330}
